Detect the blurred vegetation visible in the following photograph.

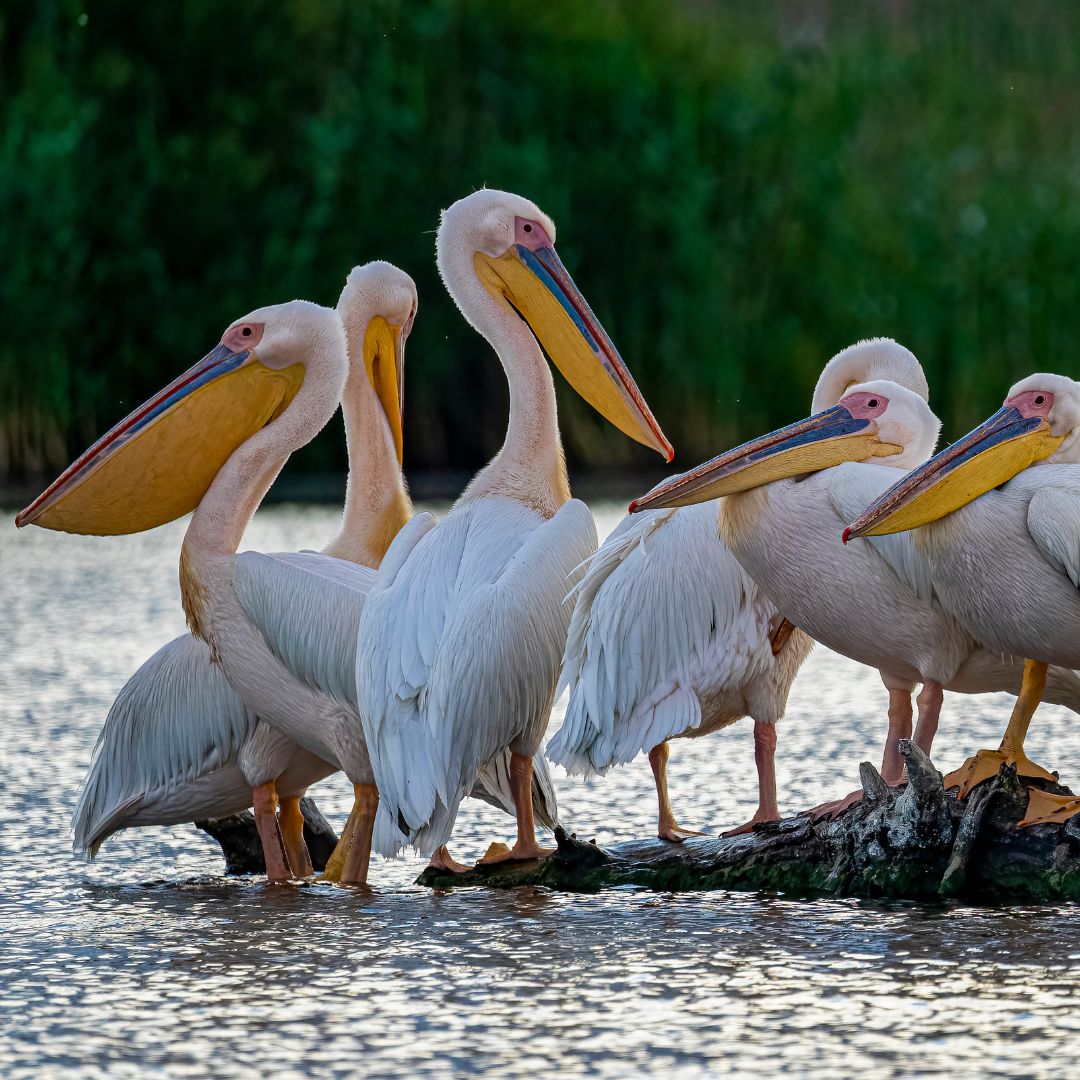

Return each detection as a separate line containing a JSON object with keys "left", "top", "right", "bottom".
{"left": 4, "top": 0, "right": 1080, "bottom": 487}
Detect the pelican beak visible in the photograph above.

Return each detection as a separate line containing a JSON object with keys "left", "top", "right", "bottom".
{"left": 475, "top": 241, "right": 672, "bottom": 460}
{"left": 16, "top": 345, "right": 305, "bottom": 535}
{"left": 844, "top": 406, "right": 1064, "bottom": 540}
{"left": 630, "top": 404, "right": 902, "bottom": 512}
{"left": 363, "top": 314, "right": 406, "bottom": 466}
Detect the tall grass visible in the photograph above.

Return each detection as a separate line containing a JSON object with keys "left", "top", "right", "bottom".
{"left": 4, "top": 0, "right": 1080, "bottom": 482}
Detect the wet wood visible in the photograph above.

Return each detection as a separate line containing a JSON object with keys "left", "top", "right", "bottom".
{"left": 418, "top": 741, "right": 1080, "bottom": 902}
{"left": 195, "top": 797, "right": 339, "bottom": 875}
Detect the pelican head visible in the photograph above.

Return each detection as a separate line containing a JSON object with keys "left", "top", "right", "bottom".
{"left": 845, "top": 373, "right": 1080, "bottom": 540}
{"left": 631, "top": 339, "right": 938, "bottom": 512}
{"left": 17, "top": 300, "right": 347, "bottom": 535}
{"left": 438, "top": 188, "right": 672, "bottom": 461}
{"left": 338, "top": 262, "right": 417, "bottom": 465}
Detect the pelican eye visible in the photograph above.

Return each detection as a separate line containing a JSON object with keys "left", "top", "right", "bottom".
{"left": 242, "top": 327, "right": 252, "bottom": 337}
{"left": 523, "top": 223, "right": 533, "bottom": 233}
{"left": 868, "top": 398, "right": 879, "bottom": 409}
{"left": 1035, "top": 395, "right": 1045, "bottom": 405}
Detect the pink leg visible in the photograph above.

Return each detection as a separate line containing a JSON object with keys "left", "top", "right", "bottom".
{"left": 478, "top": 754, "right": 556, "bottom": 864}
{"left": 252, "top": 781, "right": 292, "bottom": 882}
{"left": 913, "top": 680, "right": 943, "bottom": 755}
{"left": 722, "top": 721, "right": 780, "bottom": 837}
{"left": 879, "top": 687, "right": 914, "bottom": 785}
{"left": 648, "top": 742, "right": 706, "bottom": 842}
{"left": 808, "top": 688, "right": 912, "bottom": 821}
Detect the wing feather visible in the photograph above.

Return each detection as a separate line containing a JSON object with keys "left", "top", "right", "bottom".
{"left": 1027, "top": 485, "right": 1080, "bottom": 589}
{"left": 827, "top": 461, "right": 935, "bottom": 603}
{"left": 548, "top": 501, "right": 775, "bottom": 774}
{"left": 233, "top": 551, "right": 376, "bottom": 711}
{"left": 359, "top": 497, "right": 594, "bottom": 855}
{"left": 72, "top": 634, "right": 255, "bottom": 856}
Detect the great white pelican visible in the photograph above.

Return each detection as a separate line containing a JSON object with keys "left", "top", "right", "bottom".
{"left": 630, "top": 340, "right": 1080, "bottom": 817}
{"left": 20, "top": 297, "right": 399, "bottom": 884}
{"left": 845, "top": 372, "right": 1080, "bottom": 825}
{"left": 357, "top": 189, "right": 672, "bottom": 865}
{"left": 548, "top": 500, "right": 813, "bottom": 840}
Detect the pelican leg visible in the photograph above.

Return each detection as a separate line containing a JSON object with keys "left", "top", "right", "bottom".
{"left": 945, "top": 660, "right": 1057, "bottom": 798}
{"left": 478, "top": 753, "right": 556, "bottom": 863}
{"left": 278, "top": 795, "right": 313, "bottom": 878}
{"left": 807, "top": 688, "right": 912, "bottom": 821}
{"left": 722, "top": 721, "right": 781, "bottom": 836}
{"left": 424, "top": 846, "right": 471, "bottom": 874}
{"left": 252, "top": 780, "right": 293, "bottom": 882}
{"left": 321, "top": 786, "right": 382, "bottom": 885}
{"left": 880, "top": 687, "right": 914, "bottom": 785}
{"left": 913, "top": 680, "right": 944, "bottom": 756}
{"left": 334, "top": 783, "right": 380, "bottom": 886}
{"left": 319, "top": 808, "right": 359, "bottom": 883}
{"left": 648, "top": 741, "right": 706, "bottom": 842}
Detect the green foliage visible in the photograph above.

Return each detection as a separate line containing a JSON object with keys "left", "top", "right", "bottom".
{"left": 4, "top": 0, "right": 1080, "bottom": 482}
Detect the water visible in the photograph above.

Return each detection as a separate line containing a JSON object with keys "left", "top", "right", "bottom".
{"left": 2, "top": 502, "right": 1078, "bottom": 1078}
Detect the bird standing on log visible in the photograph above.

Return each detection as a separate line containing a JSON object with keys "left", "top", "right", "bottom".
{"left": 846, "top": 372, "right": 1080, "bottom": 825}
{"left": 19, "top": 296, "right": 417, "bottom": 885}
{"left": 357, "top": 189, "right": 672, "bottom": 865}
{"left": 630, "top": 339, "right": 1080, "bottom": 817}
{"left": 66, "top": 263, "right": 413, "bottom": 875}
{"left": 548, "top": 496, "right": 813, "bottom": 840}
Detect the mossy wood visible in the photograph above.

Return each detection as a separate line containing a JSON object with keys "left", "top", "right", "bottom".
{"left": 418, "top": 742, "right": 1080, "bottom": 903}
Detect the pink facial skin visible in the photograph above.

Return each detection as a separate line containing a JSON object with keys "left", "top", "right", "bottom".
{"left": 840, "top": 390, "right": 890, "bottom": 419}
{"left": 515, "top": 216, "right": 554, "bottom": 251}
{"left": 1006, "top": 389, "right": 1054, "bottom": 419}
{"left": 222, "top": 322, "right": 265, "bottom": 352}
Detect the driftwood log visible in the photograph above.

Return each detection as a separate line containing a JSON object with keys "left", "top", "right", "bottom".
{"left": 191, "top": 744, "right": 1080, "bottom": 902}
{"left": 195, "top": 797, "right": 339, "bottom": 875}
{"left": 418, "top": 741, "right": 1080, "bottom": 903}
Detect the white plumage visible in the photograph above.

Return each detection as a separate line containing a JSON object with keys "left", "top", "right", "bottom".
{"left": 355, "top": 188, "right": 671, "bottom": 862}
{"left": 549, "top": 500, "right": 812, "bottom": 834}
{"left": 71, "top": 262, "right": 558, "bottom": 872}
{"left": 362, "top": 496, "right": 594, "bottom": 854}
{"left": 632, "top": 340, "right": 1080, "bottom": 816}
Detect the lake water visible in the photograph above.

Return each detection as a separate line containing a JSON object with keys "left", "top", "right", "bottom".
{"left": 2, "top": 502, "right": 1078, "bottom": 1078}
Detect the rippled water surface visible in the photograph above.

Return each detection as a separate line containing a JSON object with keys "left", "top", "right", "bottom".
{"left": 3, "top": 502, "right": 1078, "bottom": 1078}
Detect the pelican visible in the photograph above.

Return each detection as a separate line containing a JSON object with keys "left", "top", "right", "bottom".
{"left": 66, "top": 263, "right": 556, "bottom": 879}
{"left": 356, "top": 189, "right": 672, "bottom": 863}
{"left": 846, "top": 372, "right": 1080, "bottom": 825}
{"left": 19, "top": 294, "right": 410, "bottom": 884}
{"left": 630, "top": 339, "right": 1080, "bottom": 815}
{"left": 548, "top": 500, "right": 814, "bottom": 839}
{"left": 66, "top": 263, "right": 404, "bottom": 875}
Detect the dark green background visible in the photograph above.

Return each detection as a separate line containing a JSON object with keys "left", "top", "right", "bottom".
{"left": 4, "top": 1, "right": 1079, "bottom": 486}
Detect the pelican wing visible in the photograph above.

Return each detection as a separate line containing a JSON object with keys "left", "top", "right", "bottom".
{"left": 72, "top": 633, "right": 255, "bottom": 856}
{"left": 1027, "top": 485, "right": 1080, "bottom": 589}
{"left": 549, "top": 501, "right": 778, "bottom": 773}
{"left": 233, "top": 551, "right": 377, "bottom": 711}
{"left": 827, "top": 461, "right": 935, "bottom": 603}
{"left": 359, "top": 497, "right": 595, "bottom": 854}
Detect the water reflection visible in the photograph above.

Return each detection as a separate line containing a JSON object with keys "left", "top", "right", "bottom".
{"left": 2, "top": 502, "right": 1077, "bottom": 1077}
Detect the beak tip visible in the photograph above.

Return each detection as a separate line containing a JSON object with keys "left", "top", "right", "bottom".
{"left": 841, "top": 526, "right": 854, "bottom": 544}
{"left": 628, "top": 498, "right": 640, "bottom": 514}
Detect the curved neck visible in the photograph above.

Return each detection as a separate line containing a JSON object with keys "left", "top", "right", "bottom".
{"left": 449, "top": 271, "right": 569, "bottom": 517}
{"left": 322, "top": 365, "right": 412, "bottom": 567}
{"left": 180, "top": 350, "right": 345, "bottom": 637}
